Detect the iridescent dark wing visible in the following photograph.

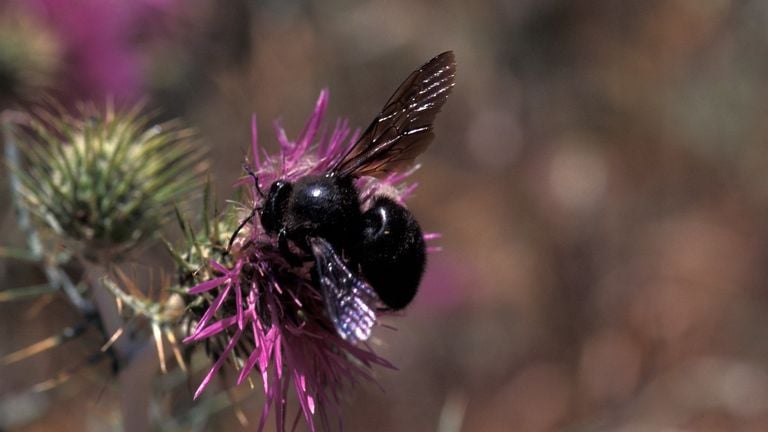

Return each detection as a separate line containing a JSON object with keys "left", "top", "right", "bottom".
{"left": 309, "top": 237, "right": 377, "bottom": 343}
{"left": 331, "top": 51, "right": 456, "bottom": 178}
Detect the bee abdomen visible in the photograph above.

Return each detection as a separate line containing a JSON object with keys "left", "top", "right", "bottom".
{"left": 358, "top": 196, "right": 426, "bottom": 310}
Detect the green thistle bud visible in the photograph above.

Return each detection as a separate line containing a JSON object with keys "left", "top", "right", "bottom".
{"left": 14, "top": 104, "right": 207, "bottom": 260}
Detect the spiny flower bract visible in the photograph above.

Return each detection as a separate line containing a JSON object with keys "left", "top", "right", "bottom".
{"left": 14, "top": 103, "right": 207, "bottom": 259}
{"left": 181, "top": 90, "right": 433, "bottom": 431}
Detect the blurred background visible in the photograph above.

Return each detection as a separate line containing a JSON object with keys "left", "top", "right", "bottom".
{"left": 3, "top": 0, "right": 768, "bottom": 431}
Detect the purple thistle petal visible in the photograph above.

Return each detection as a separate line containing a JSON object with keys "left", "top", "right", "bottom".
{"left": 256, "top": 390, "right": 273, "bottom": 432}
{"left": 273, "top": 120, "right": 291, "bottom": 152}
{"left": 236, "top": 319, "right": 266, "bottom": 387}
{"left": 185, "top": 280, "right": 231, "bottom": 342}
{"left": 235, "top": 278, "right": 244, "bottom": 330}
{"left": 251, "top": 114, "right": 260, "bottom": 169}
{"left": 292, "top": 366, "right": 316, "bottom": 430}
{"left": 237, "top": 346, "right": 261, "bottom": 386}
{"left": 187, "top": 276, "right": 227, "bottom": 294}
{"left": 274, "top": 332, "right": 283, "bottom": 379}
{"left": 293, "top": 89, "right": 328, "bottom": 160}
{"left": 260, "top": 327, "right": 279, "bottom": 390}
{"left": 210, "top": 259, "right": 229, "bottom": 274}
{"left": 187, "top": 315, "right": 238, "bottom": 341}
{"left": 400, "top": 182, "right": 419, "bottom": 200}
{"left": 275, "top": 372, "right": 290, "bottom": 432}
{"left": 193, "top": 327, "right": 243, "bottom": 400}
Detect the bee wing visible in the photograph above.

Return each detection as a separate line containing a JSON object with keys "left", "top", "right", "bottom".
{"left": 331, "top": 51, "right": 456, "bottom": 178}
{"left": 309, "top": 237, "right": 378, "bottom": 343}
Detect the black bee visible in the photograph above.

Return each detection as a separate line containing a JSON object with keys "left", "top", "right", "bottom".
{"left": 239, "top": 51, "right": 455, "bottom": 342}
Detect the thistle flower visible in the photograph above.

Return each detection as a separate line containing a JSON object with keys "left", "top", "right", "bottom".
{"left": 180, "top": 90, "right": 441, "bottom": 431}
{"left": 183, "top": 49, "right": 456, "bottom": 429}
{"left": 13, "top": 103, "right": 207, "bottom": 260}
{"left": 25, "top": 0, "right": 185, "bottom": 102}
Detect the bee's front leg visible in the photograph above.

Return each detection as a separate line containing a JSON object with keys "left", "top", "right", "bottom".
{"left": 278, "top": 228, "right": 305, "bottom": 267}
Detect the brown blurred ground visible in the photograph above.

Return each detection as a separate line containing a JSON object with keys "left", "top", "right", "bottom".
{"left": 5, "top": 0, "right": 768, "bottom": 431}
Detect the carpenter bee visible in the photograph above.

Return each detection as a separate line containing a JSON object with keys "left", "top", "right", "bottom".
{"left": 238, "top": 51, "right": 456, "bottom": 343}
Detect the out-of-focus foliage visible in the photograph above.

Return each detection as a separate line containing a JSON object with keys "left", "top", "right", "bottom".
{"left": 0, "top": 8, "right": 59, "bottom": 104}
{"left": 4, "top": 0, "right": 768, "bottom": 431}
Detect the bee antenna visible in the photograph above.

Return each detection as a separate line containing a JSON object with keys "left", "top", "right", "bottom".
{"left": 226, "top": 206, "right": 258, "bottom": 254}
{"left": 243, "top": 163, "right": 265, "bottom": 198}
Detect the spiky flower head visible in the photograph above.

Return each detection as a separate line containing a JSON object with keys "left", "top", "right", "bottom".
{"left": 0, "top": 8, "right": 60, "bottom": 103}
{"left": 180, "top": 90, "right": 438, "bottom": 431}
{"left": 14, "top": 103, "right": 207, "bottom": 260}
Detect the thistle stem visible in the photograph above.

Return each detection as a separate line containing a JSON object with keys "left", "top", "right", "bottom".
{"left": 87, "top": 263, "right": 158, "bottom": 432}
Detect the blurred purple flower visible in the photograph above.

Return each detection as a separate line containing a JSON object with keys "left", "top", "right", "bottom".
{"left": 413, "top": 252, "right": 473, "bottom": 312}
{"left": 182, "top": 91, "right": 436, "bottom": 431}
{"left": 22, "top": 0, "right": 182, "bottom": 102}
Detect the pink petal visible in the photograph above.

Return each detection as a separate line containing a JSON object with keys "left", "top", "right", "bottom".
{"left": 193, "top": 327, "right": 243, "bottom": 399}
{"left": 187, "top": 276, "right": 227, "bottom": 294}
{"left": 274, "top": 333, "right": 283, "bottom": 379}
{"left": 210, "top": 260, "right": 229, "bottom": 274}
{"left": 294, "top": 90, "right": 328, "bottom": 157}
{"left": 273, "top": 120, "right": 291, "bottom": 151}
{"left": 186, "top": 281, "right": 231, "bottom": 339}
{"left": 185, "top": 315, "right": 238, "bottom": 342}
{"left": 251, "top": 114, "right": 260, "bottom": 169}
{"left": 235, "top": 279, "right": 244, "bottom": 330}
